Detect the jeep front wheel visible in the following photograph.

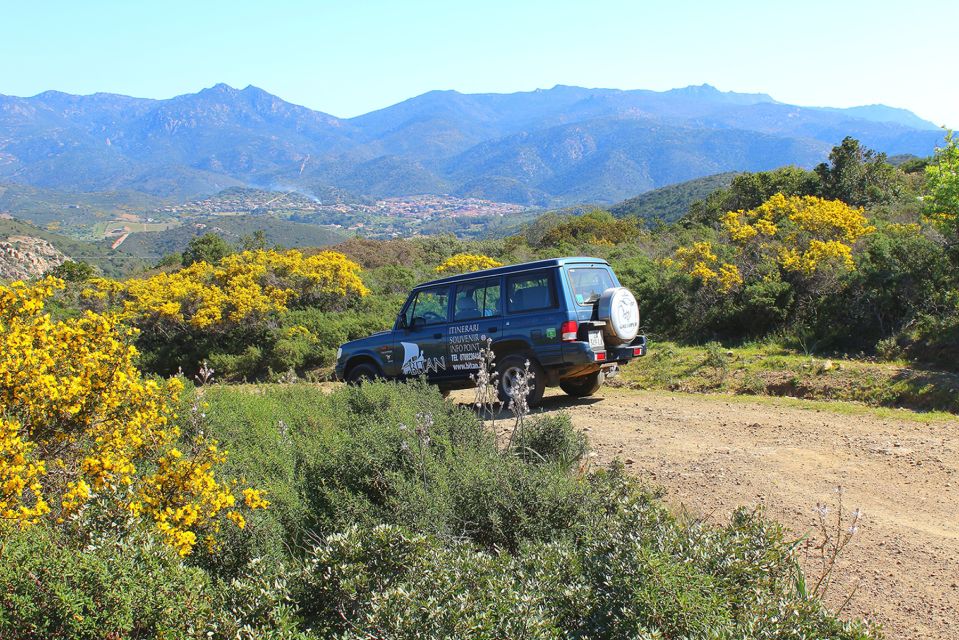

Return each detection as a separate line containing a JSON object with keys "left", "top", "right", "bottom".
{"left": 496, "top": 355, "right": 545, "bottom": 408}
{"left": 346, "top": 362, "right": 380, "bottom": 385}
{"left": 559, "top": 370, "right": 604, "bottom": 397}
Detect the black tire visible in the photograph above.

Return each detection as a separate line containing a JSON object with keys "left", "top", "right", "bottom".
{"left": 345, "top": 362, "right": 379, "bottom": 385}
{"left": 496, "top": 354, "right": 546, "bottom": 408}
{"left": 560, "top": 370, "right": 605, "bottom": 397}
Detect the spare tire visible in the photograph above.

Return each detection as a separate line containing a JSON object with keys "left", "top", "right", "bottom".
{"left": 597, "top": 287, "right": 640, "bottom": 345}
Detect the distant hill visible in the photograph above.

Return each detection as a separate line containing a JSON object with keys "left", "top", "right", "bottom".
{"left": 609, "top": 172, "right": 741, "bottom": 223}
{"left": 0, "top": 83, "right": 945, "bottom": 206}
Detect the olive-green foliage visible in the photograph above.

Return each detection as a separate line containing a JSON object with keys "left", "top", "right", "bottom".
{"left": 511, "top": 413, "right": 587, "bottom": 468}
{"left": 0, "top": 526, "right": 214, "bottom": 639}
{"left": 524, "top": 209, "right": 639, "bottom": 250}
{"left": 201, "top": 381, "right": 593, "bottom": 553}
{"left": 181, "top": 232, "right": 234, "bottom": 267}
{"left": 295, "top": 468, "right": 877, "bottom": 639}
{"left": 816, "top": 136, "right": 903, "bottom": 207}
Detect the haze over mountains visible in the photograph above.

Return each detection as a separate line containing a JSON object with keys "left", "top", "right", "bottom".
{"left": 0, "top": 83, "right": 945, "bottom": 206}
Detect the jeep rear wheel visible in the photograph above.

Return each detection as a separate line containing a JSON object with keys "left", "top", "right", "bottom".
{"left": 346, "top": 362, "right": 380, "bottom": 385}
{"left": 496, "top": 355, "right": 546, "bottom": 408}
{"left": 560, "top": 370, "right": 605, "bottom": 397}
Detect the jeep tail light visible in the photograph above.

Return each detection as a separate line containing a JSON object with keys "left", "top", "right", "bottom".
{"left": 595, "top": 351, "right": 606, "bottom": 361}
{"left": 560, "top": 320, "right": 578, "bottom": 341}
{"left": 633, "top": 347, "right": 643, "bottom": 356}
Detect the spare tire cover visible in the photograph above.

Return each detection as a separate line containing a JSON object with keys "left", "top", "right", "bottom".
{"left": 597, "top": 287, "right": 639, "bottom": 345}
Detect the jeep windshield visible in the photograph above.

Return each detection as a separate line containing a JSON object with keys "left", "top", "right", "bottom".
{"left": 567, "top": 267, "right": 614, "bottom": 305}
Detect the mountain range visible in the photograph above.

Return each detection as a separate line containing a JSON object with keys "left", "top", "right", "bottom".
{"left": 0, "top": 83, "right": 945, "bottom": 206}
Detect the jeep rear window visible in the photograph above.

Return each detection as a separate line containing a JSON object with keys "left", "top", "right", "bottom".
{"left": 507, "top": 271, "right": 557, "bottom": 313}
{"left": 568, "top": 268, "right": 614, "bottom": 305}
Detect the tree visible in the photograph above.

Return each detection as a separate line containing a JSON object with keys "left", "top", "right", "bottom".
{"left": 815, "top": 137, "right": 900, "bottom": 207}
{"left": 533, "top": 210, "right": 638, "bottom": 248}
{"left": 922, "top": 130, "right": 959, "bottom": 246}
{"left": 240, "top": 229, "right": 268, "bottom": 252}
{"left": 46, "top": 260, "right": 95, "bottom": 282}
{"left": 181, "top": 233, "right": 233, "bottom": 267}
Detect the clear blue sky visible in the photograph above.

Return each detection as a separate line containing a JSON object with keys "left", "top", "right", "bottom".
{"left": 2, "top": 0, "right": 956, "bottom": 127}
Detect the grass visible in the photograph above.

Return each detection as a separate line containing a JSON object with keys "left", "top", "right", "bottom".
{"left": 613, "top": 341, "right": 959, "bottom": 415}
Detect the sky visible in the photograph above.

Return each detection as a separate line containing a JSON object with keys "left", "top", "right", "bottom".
{"left": 1, "top": 0, "right": 956, "bottom": 128}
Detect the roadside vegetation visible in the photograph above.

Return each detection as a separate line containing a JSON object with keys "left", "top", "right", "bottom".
{"left": 0, "top": 368, "right": 882, "bottom": 638}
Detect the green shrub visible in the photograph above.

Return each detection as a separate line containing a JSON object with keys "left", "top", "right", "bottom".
{"left": 0, "top": 526, "right": 215, "bottom": 639}
{"left": 292, "top": 469, "right": 878, "bottom": 640}
{"left": 511, "top": 413, "right": 587, "bottom": 468}
{"left": 200, "top": 380, "right": 593, "bottom": 553}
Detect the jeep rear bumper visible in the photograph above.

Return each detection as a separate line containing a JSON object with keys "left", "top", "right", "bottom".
{"left": 551, "top": 335, "right": 646, "bottom": 382}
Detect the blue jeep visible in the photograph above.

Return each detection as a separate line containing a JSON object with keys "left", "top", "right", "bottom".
{"left": 334, "top": 257, "right": 646, "bottom": 405}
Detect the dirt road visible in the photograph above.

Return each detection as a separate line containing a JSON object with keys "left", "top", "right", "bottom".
{"left": 456, "top": 387, "right": 959, "bottom": 638}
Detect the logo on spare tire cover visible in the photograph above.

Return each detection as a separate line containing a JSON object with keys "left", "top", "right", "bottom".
{"left": 615, "top": 296, "right": 638, "bottom": 331}
{"left": 599, "top": 287, "right": 639, "bottom": 343}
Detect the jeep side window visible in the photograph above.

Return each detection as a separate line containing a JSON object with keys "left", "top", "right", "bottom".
{"left": 507, "top": 271, "right": 557, "bottom": 313}
{"left": 404, "top": 287, "right": 450, "bottom": 326}
{"left": 454, "top": 278, "right": 502, "bottom": 321}
{"left": 568, "top": 268, "right": 614, "bottom": 305}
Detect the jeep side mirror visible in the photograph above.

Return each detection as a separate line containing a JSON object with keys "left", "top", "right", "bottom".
{"left": 397, "top": 315, "right": 407, "bottom": 329}
{"left": 410, "top": 317, "right": 426, "bottom": 331}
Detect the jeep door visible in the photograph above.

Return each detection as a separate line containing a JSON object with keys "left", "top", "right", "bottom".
{"left": 396, "top": 285, "right": 452, "bottom": 380}
{"left": 449, "top": 277, "right": 503, "bottom": 374}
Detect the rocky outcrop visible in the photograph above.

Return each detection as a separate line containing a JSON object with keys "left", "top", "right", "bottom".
{"left": 0, "top": 235, "right": 67, "bottom": 281}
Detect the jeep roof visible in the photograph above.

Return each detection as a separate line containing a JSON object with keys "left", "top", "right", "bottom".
{"left": 416, "top": 256, "right": 611, "bottom": 289}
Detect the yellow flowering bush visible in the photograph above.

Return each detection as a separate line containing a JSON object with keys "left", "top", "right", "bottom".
{"left": 0, "top": 418, "right": 48, "bottom": 525}
{"left": 0, "top": 277, "right": 265, "bottom": 554}
{"left": 669, "top": 194, "right": 873, "bottom": 292}
{"left": 84, "top": 249, "right": 369, "bottom": 331}
{"left": 435, "top": 253, "right": 504, "bottom": 274}
{"left": 667, "top": 241, "right": 741, "bottom": 293}
{"left": 722, "top": 193, "right": 873, "bottom": 274}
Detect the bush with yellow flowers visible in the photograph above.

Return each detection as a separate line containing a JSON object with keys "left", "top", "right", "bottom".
{"left": 0, "top": 277, "right": 266, "bottom": 555}
{"left": 78, "top": 249, "right": 372, "bottom": 379}
{"left": 667, "top": 193, "right": 874, "bottom": 292}
{"left": 84, "top": 249, "right": 370, "bottom": 332}
{"left": 435, "top": 253, "right": 504, "bottom": 274}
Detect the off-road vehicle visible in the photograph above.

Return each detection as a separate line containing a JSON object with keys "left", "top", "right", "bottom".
{"left": 334, "top": 257, "right": 646, "bottom": 405}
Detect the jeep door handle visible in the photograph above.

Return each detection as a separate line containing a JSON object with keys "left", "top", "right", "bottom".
{"left": 487, "top": 327, "right": 498, "bottom": 333}
{"left": 433, "top": 333, "right": 442, "bottom": 339}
